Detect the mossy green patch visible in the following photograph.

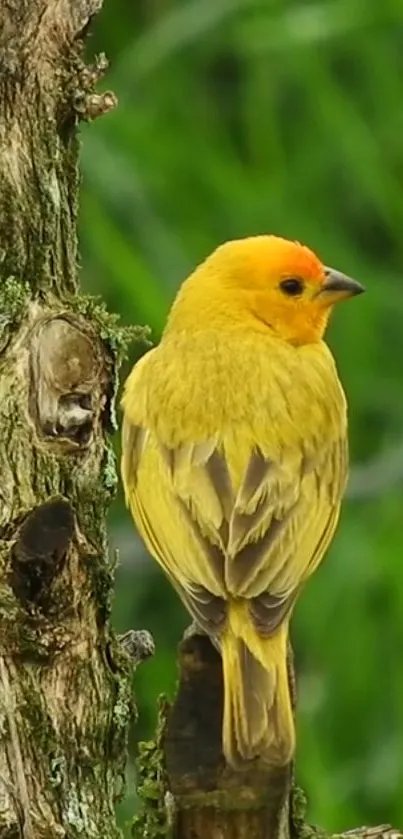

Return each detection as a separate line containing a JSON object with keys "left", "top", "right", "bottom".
{"left": 291, "top": 785, "right": 327, "bottom": 839}
{"left": 102, "top": 444, "right": 118, "bottom": 493}
{"left": 131, "top": 696, "right": 172, "bottom": 839}
{"left": 19, "top": 673, "right": 59, "bottom": 758}
{"left": 0, "top": 276, "right": 30, "bottom": 350}
{"left": 71, "top": 293, "right": 150, "bottom": 365}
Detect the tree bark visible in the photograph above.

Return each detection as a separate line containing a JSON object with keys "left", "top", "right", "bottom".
{"left": 0, "top": 2, "right": 150, "bottom": 837}
{"left": 134, "top": 632, "right": 403, "bottom": 839}
{"left": 164, "top": 633, "right": 292, "bottom": 839}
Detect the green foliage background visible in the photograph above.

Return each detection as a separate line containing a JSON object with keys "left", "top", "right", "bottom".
{"left": 81, "top": 1, "right": 403, "bottom": 833}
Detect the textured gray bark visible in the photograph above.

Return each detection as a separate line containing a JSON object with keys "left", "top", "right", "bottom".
{"left": 0, "top": 2, "right": 150, "bottom": 836}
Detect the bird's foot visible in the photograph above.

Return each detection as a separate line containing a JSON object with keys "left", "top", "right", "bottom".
{"left": 182, "top": 620, "right": 208, "bottom": 641}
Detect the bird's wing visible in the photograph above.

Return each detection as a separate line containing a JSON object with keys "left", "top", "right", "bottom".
{"left": 227, "top": 436, "right": 347, "bottom": 635}
{"left": 121, "top": 409, "right": 347, "bottom": 638}
{"left": 121, "top": 339, "right": 348, "bottom": 638}
{"left": 121, "top": 417, "right": 230, "bottom": 635}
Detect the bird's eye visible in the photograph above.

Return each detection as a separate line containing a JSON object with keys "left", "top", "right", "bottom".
{"left": 279, "top": 277, "right": 304, "bottom": 297}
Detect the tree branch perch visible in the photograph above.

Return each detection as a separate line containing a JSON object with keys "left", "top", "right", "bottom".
{"left": 133, "top": 630, "right": 402, "bottom": 839}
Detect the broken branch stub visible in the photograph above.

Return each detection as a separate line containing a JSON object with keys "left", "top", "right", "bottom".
{"left": 164, "top": 632, "right": 292, "bottom": 839}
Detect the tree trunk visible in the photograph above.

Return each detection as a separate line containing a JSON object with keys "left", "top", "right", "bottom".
{"left": 164, "top": 632, "right": 291, "bottom": 839}
{"left": 0, "top": 2, "right": 151, "bottom": 836}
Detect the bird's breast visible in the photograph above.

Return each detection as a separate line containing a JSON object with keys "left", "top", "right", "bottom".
{"left": 146, "top": 329, "right": 346, "bottom": 460}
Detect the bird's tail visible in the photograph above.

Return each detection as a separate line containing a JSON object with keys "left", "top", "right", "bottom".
{"left": 221, "top": 606, "right": 294, "bottom": 768}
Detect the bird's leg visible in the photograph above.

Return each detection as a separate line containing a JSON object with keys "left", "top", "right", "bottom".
{"left": 182, "top": 620, "right": 208, "bottom": 641}
{"left": 183, "top": 620, "right": 221, "bottom": 653}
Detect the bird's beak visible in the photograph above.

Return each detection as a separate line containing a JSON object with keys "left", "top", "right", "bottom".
{"left": 317, "top": 267, "right": 365, "bottom": 304}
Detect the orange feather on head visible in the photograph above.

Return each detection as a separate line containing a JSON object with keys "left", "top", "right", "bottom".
{"left": 166, "top": 235, "right": 363, "bottom": 346}
{"left": 208, "top": 235, "right": 325, "bottom": 287}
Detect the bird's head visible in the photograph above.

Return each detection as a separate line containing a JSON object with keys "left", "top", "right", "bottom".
{"left": 166, "top": 236, "right": 365, "bottom": 345}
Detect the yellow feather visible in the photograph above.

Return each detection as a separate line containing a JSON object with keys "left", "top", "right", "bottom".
{"left": 120, "top": 235, "right": 360, "bottom": 767}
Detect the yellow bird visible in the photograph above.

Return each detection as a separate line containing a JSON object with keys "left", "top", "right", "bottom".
{"left": 120, "top": 236, "right": 364, "bottom": 767}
